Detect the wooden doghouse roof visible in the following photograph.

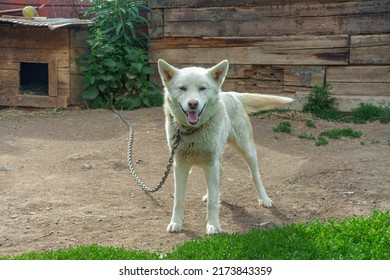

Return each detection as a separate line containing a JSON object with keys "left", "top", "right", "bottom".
{"left": 0, "top": 15, "right": 92, "bottom": 30}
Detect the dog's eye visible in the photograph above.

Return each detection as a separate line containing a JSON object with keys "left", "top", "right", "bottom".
{"left": 199, "top": 86, "right": 207, "bottom": 91}
{"left": 178, "top": 86, "right": 187, "bottom": 92}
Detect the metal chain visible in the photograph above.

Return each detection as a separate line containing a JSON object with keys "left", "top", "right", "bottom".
{"left": 113, "top": 108, "right": 181, "bottom": 192}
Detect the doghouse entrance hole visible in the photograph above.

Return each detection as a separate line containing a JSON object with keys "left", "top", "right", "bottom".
{"left": 20, "top": 62, "right": 49, "bottom": 96}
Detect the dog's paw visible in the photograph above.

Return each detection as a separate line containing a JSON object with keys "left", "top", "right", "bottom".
{"left": 166, "top": 222, "right": 182, "bottom": 233}
{"left": 259, "top": 197, "right": 274, "bottom": 208}
{"left": 206, "top": 223, "right": 221, "bottom": 235}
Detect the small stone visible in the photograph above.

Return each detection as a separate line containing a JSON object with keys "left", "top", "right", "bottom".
{"left": 0, "top": 166, "right": 8, "bottom": 171}
{"left": 81, "top": 163, "right": 93, "bottom": 170}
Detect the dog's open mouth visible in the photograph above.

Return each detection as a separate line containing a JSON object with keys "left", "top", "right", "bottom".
{"left": 181, "top": 105, "right": 205, "bottom": 125}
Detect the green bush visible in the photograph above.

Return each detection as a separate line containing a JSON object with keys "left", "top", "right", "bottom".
{"left": 350, "top": 103, "right": 390, "bottom": 124}
{"left": 78, "top": 0, "right": 163, "bottom": 109}
{"left": 303, "top": 83, "right": 343, "bottom": 120}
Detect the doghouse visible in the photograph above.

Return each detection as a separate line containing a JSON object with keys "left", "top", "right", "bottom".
{"left": 0, "top": 2, "right": 91, "bottom": 108}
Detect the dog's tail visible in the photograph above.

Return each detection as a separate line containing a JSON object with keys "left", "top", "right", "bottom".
{"left": 232, "top": 92, "right": 294, "bottom": 114}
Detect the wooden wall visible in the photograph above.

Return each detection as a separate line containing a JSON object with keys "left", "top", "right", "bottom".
{"left": 0, "top": 25, "right": 89, "bottom": 108}
{"left": 148, "top": 0, "right": 390, "bottom": 111}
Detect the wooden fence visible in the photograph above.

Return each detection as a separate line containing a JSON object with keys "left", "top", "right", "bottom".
{"left": 147, "top": 0, "right": 390, "bottom": 111}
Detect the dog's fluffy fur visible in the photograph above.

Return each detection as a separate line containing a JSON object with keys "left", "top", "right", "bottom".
{"left": 158, "top": 59, "right": 293, "bottom": 234}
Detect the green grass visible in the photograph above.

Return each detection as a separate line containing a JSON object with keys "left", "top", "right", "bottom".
{"left": 315, "top": 136, "right": 329, "bottom": 146}
{"left": 305, "top": 119, "right": 316, "bottom": 128}
{"left": 1, "top": 244, "right": 160, "bottom": 260}
{"left": 1, "top": 211, "right": 388, "bottom": 260}
{"left": 349, "top": 103, "right": 390, "bottom": 124}
{"left": 296, "top": 127, "right": 363, "bottom": 146}
{"left": 298, "top": 133, "right": 316, "bottom": 140}
{"left": 319, "top": 127, "right": 363, "bottom": 140}
{"left": 273, "top": 121, "right": 292, "bottom": 133}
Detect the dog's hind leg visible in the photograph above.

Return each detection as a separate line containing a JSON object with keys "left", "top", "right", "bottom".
{"left": 167, "top": 162, "right": 191, "bottom": 233}
{"left": 231, "top": 138, "right": 273, "bottom": 208}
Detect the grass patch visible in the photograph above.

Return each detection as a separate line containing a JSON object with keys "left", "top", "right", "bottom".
{"left": 319, "top": 128, "right": 363, "bottom": 140}
{"left": 273, "top": 121, "right": 292, "bottom": 133}
{"left": 348, "top": 103, "right": 390, "bottom": 124}
{"left": 305, "top": 119, "right": 316, "bottom": 128}
{"left": 298, "top": 133, "right": 316, "bottom": 140}
{"left": 1, "top": 211, "right": 388, "bottom": 260}
{"left": 315, "top": 136, "right": 329, "bottom": 146}
{"left": 1, "top": 244, "right": 160, "bottom": 260}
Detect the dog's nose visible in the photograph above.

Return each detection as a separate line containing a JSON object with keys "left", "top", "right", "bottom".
{"left": 187, "top": 99, "right": 198, "bottom": 110}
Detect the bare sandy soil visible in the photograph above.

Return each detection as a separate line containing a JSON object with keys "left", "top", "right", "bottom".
{"left": 0, "top": 107, "right": 389, "bottom": 256}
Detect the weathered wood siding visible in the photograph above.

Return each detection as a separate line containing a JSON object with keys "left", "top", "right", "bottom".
{"left": 148, "top": 0, "right": 390, "bottom": 111}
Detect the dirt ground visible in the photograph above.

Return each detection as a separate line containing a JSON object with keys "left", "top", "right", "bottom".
{"left": 0, "top": 107, "right": 389, "bottom": 257}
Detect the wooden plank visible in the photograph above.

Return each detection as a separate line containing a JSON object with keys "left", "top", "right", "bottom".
{"left": 48, "top": 59, "right": 58, "bottom": 97}
{"left": 148, "top": 8, "right": 164, "bottom": 39}
{"left": 284, "top": 66, "right": 325, "bottom": 87}
{"left": 149, "top": 36, "right": 349, "bottom": 65}
{"left": 0, "top": 70, "right": 19, "bottom": 87}
{"left": 0, "top": 87, "right": 19, "bottom": 99}
{"left": 0, "top": 26, "right": 69, "bottom": 49}
{"left": 327, "top": 66, "right": 390, "bottom": 97}
{"left": 70, "top": 73, "right": 84, "bottom": 105}
{"left": 69, "top": 29, "right": 90, "bottom": 48}
{"left": 148, "top": 0, "right": 370, "bottom": 9}
{"left": 0, "top": 94, "right": 59, "bottom": 108}
{"left": 335, "top": 96, "right": 390, "bottom": 112}
{"left": 164, "top": 14, "right": 389, "bottom": 37}
{"left": 327, "top": 66, "right": 390, "bottom": 83}
{"left": 331, "top": 83, "right": 390, "bottom": 96}
{"left": 57, "top": 69, "right": 70, "bottom": 91}
{"left": 350, "top": 34, "right": 390, "bottom": 64}
{"left": 163, "top": 2, "right": 390, "bottom": 37}
{"left": 70, "top": 47, "right": 89, "bottom": 75}
{"left": 0, "top": 48, "right": 69, "bottom": 68}
{"left": 0, "top": 61, "right": 19, "bottom": 70}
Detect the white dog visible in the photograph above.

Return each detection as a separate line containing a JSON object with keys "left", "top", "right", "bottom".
{"left": 158, "top": 59, "right": 293, "bottom": 234}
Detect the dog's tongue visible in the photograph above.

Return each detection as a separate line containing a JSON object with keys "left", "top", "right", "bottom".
{"left": 187, "top": 111, "right": 200, "bottom": 125}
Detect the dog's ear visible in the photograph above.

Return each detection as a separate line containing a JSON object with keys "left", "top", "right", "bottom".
{"left": 208, "top": 60, "right": 229, "bottom": 87}
{"left": 158, "top": 59, "right": 178, "bottom": 85}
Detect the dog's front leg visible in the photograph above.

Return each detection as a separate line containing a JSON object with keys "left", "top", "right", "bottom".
{"left": 204, "top": 162, "right": 222, "bottom": 234}
{"left": 167, "top": 162, "right": 190, "bottom": 233}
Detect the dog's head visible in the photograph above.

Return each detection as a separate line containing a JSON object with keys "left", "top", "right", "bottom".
{"left": 158, "top": 59, "right": 229, "bottom": 127}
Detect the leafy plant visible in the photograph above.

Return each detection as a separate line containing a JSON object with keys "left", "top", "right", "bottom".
{"left": 78, "top": 0, "right": 163, "bottom": 109}
{"left": 273, "top": 121, "right": 292, "bottom": 133}
{"left": 349, "top": 103, "right": 390, "bottom": 124}
{"left": 303, "top": 83, "right": 343, "bottom": 120}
